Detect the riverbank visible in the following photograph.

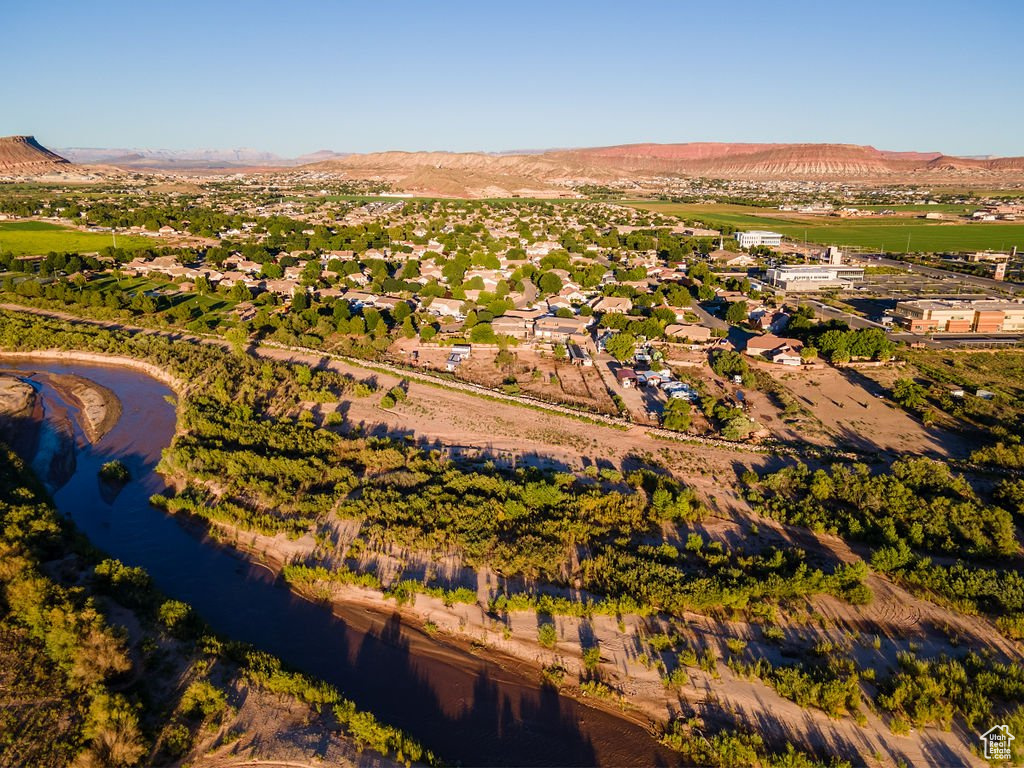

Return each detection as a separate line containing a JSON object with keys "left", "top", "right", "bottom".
{"left": 194, "top": 510, "right": 1000, "bottom": 768}
{"left": 10, "top": 352, "right": 684, "bottom": 766}
{"left": 0, "top": 334, "right": 1002, "bottom": 766}
{"left": 44, "top": 371, "right": 121, "bottom": 443}
{"left": 0, "top": 372, "right": 40, "bottom": 460}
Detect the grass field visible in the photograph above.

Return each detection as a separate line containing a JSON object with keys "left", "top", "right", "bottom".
{"left": 0, "top": 221, "right": 152, "bottom": 255}
{"left": 626, "top": 202, "right": 1024, "bottom": 253}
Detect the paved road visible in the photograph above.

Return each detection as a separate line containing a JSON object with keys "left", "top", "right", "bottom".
{"left": 689, "top": 302, "right": 727, "bottom": 331}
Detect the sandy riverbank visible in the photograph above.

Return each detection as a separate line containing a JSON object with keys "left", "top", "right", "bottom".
{"left": 200, "top": 515, "right": 995, "bottom": 767}
{"left": 43, "top": 371, "right": 121, "bottom": 443}
{"left": 0, "top": 374, "right": 34, "bottom": 417}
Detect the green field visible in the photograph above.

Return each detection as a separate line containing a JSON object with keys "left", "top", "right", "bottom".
{"left": 627, "top": 202, "right": 1024, "bottom": 254}
{"left": 0, "top": 221, "right": 152, "bottom": 255}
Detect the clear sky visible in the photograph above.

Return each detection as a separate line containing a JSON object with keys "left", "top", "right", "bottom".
{"left": 3, "top": 0, "right": 1022, "bottom": 157}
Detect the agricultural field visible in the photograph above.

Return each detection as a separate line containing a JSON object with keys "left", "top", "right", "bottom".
{"left": 626, "top": 202, "right": 1024, "bottom": 253}
{"left": 858, "top": 203, "right": 978, "bottom": 213}
{"left": 0, "top": 220, "right": 151, "bottom": 255}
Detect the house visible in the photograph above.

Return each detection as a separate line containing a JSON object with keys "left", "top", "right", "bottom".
{"left": 591, "top": 296, "right": 633, "bottom": 314}
{"left": 426, "top": 297, "right": 465, "bottom": 319}
{"left": 768, "top": 346, "right": 803, "bottom": 366}
{"left": 614, "top": 368, "right": 638, "bottom": 388}
{"left": 664, "top": 324, "right": 713, "bottom": 342}
{"left": 374, "top": 295, "right": 413, "bottom": 312}
{"left": 637, "top": 371, "right": 666, "bottom": 386}
{"left": 567, "top": 343, "right": 593, "bottom": 366}
{"left": 746, "top": 334, "right": 803, "bottom": 358}
{"left": 533, "top": 315, "right": 594, "bottom": 341}
{"left": 559, "top": 287, "right": 588, "bottom": 303}
{"left": 707, "top": 250, "right": 755, "bottom": 267}
{"left": 232, "top": 302, "right": 258, "bottom": 322}
{"left": 491, "top": 315, "right": 533, "bottom": 339}
{"left": 344, "top": 290, "right": 379, "bottom": 307}
{"left": 261, "top": 279, "right": 301, "bottom": 297}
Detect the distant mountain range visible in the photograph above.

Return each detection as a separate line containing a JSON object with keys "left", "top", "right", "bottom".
{"left": 54, "top": 146, "right": 349, "bottom": 169}
{"left": 305, "top": 143, "right": 1024, "bottom": 196}
{"left": 4, "top": 136, "right": 1024, "bottom": 195}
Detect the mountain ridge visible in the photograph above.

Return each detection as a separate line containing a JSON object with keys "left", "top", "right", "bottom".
{"left": 7, "top": 136, "right": 1024, "bottom": 194}
{"left": 0, "top": 135, "right": 70, "bottom": 172}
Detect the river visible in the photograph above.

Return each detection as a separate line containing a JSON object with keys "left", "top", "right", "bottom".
{"left": 5, "top": 358, "right": 680, "bottom": 768}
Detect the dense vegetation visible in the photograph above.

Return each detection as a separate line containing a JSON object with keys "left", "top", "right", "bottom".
{"left": 0, "top": 310, "right": 871, "bottom": 623}
{"left": 877, "top": 650, "right": 1024, "bottom": 752}
{"left": 884, "top": 348, "right": 1024, "bottom": 469}
{"left": 748, "top": 458, "right": 1024, "bottom": 636}
{"left": 0, "top": 431, "right": 435, "bottom": 766}
{"left": 658, "top": 719, "right": 852, "bottom": 768}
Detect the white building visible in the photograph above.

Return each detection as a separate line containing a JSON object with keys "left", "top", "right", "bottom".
{"left": 765, "top": 264, "right": 864, "bottom": 291}
{"left": 735, "top": 230, "right": 784, "bottom": 249}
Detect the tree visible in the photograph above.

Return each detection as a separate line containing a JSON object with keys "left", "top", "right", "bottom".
{"left": 230, "top": 282, "right": 252, "bottom": 302}
{"left": 363, "top": 307, "right": 382, "bottom": 331}
{"left": 401, "top": 316, "right": 417, "bottom": 339}
{"left": 709, "top": 349, "right": 752, "bottom": 385}
{"left": 193, "top": 275, "right": 211, "bottom": 295}
{"left": 605, "top": 333, "right": 637, "bottom": 362}
{"left": 225, "top": 327, "right": 248, "bottom": 356}
{"left": 538, "top": 272, "right": 562, "bottom": 295}
{"left": 300, "top": 261, "right": 322, "bottom": 286}
{"left": 469, "top": 323, "right": 496, "bottom": 343}
{"left": 725, "top": 301, "right": 748, "bottom": 325}
{"left": 892, "top": 378, "right": 928, "bottom": 411}
{"left": 662, "top": 399, "right": 692, "bottom": 432}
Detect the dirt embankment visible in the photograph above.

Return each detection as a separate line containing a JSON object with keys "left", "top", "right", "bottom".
{"left": 0, "top": 374, "right": 40, "bottom": 458}
{"left": 197, "top": 513, "right": 999, "bottom": 768}
{"left": 41, "top": 372, "right": 121, "bottom": 443}
{"left": 0, "top": 374, "right": 34, "bottom": 418}
{"left": 0, "top": 349, "right": 185, "bottom": 392}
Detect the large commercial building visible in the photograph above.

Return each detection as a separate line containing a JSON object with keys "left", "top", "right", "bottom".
{"left": 892, "top": 299, "right": 1024, "bottom": 333}
{"left": 765, "top": 264, "right": 865, "bottom": 291}
{"left": 736, "top": 230, "right": 784, "bottom": 249}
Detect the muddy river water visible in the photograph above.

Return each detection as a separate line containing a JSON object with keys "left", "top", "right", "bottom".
{"left": 6, "top": 358, "right": 680, "bottom": 767}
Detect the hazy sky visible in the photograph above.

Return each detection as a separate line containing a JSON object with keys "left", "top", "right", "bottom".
{"left": 3, "top": 0, "right": 1021, "bottom": 156}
